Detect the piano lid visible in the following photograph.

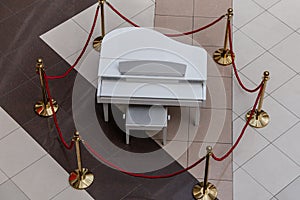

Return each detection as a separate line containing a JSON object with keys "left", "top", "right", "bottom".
{"left": 98, "top": 27, "right": 207, "bottom": 82}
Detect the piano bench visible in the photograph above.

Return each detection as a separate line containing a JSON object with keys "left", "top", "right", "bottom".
{"left": 125, "top": 105, "right": 168, "bottom": 145}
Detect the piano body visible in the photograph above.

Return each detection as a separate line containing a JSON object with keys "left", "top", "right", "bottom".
{"left": 97, "top": 27, "right": 207, "bottom": 144}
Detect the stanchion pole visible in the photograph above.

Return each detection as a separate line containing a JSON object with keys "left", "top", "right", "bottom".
{"left": 34, "top": 58, "right": 59, "bottom": 117}
{"left": 246, "top": 71, "right": 270, "bottom": 128}
{"left": 192, "top": 146, "right": 218, "bottom": 200}
{"left": 69, "top": 132, "right": 94, "bottom": 189}
{"left": 213, "top": 8, "right": 234, "bottom": 66}
{"left": 93, "top": 0, "right": 106, "bottom": 51}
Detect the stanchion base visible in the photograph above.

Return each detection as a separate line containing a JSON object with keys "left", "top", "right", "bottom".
{"left": 246, "top": 109, "right": 270, "bottom": 128}
{"left": 93, "top": 36, "right": 104, "bottom": 52}
{"left": 34, "top": 99, "right": 58, "bottom": 117}
{"left": 192, "top": 182, "right": 218, "bottom": 200}
{"left": 69, "top": 168, "right": 94, "bottom": 190}
{"left": 213, "top": 48, "right": 233, "bottom": 66}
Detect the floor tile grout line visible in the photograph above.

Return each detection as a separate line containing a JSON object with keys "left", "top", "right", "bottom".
{"left": 116, "top": 4, "right": 155, "bottom": 29}
{"left": 268, "top": 89, "right": 300, "bottom": 119}
{"left": 48, "top": 185, "right": 71, "bottom": 200}
{"left": 0, "top": 126, "right": 21, "bottom": 141}
{"left": 252, "top": 0, "right": 281, "bottom": 11}
{"left": 119, "top": 183, "right": 143, "bottom": 200}
{"left": 238, "top": 163, "right": 275, "bottom": 196}
{"left": 273, "top": 174, "right": 300, "bottom": 197}
{"left": 1, "top": 178, "right": 32, "bottom": 200}
{"left": 267, "top": 48, "right": 299, "bottom": 75}
{"left": 271, "top": 138, "right": 300, "bottom": 168}
{"left": 0, "top": 77, "right": 40, "bottom": 101}
{"left": 266, "top": 9, "right": 299, "bottom": 32}
{"left": 266, "top": 30, "right": 298, "bottom": 52}
{"left": 234, "top": 9, "right": 266, "bottom": 31}
{"left": 8, "top": 153, "right": 48, "bottom": 180}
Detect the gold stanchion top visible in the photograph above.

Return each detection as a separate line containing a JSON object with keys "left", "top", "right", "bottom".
{"left": 73, "top": 131, "right": 81, "bottom": 142}
{"left": 98, "top": 0, "right": 105, "bottom": 5}
{"left": 263, "top": 71, "right": 270, "bottom": 81}
{"left": 227, "top": 8, "right": 233, "bottom": 17}
{"left": 36, "top": 58, "right": 44, "bottom": 69}
{"left": 206, "top": 146, "right": 213, "bottom": 154}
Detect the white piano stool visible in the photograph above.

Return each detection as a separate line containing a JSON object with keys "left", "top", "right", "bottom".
{"left": 124, "top": 105, "right": 169, "bottom": 145}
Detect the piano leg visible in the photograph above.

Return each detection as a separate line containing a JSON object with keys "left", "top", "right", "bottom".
{"left": 103, "top": 103, "right": 109, "bottom": 122}
{"left": 126, "top": 127, "right": 130, "bottom": 144}
{"left": 163, "top": 127, "right": 167, "bottom": 145}
{"left": 194, "top": 108, "right": 200, "bottom": 126}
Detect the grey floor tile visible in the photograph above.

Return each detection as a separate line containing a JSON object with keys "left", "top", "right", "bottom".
{"left": 0, "top": 180, "right": 29, "bottom": 200}
{"left": 276, "top": 176, "right": 300, "bottom": 200}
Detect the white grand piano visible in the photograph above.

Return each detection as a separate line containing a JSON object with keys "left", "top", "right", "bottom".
{"left": 97, "top": 27, "right": 207, "bottom": 144}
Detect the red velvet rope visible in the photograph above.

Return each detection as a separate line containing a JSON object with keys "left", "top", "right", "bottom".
{"left": 165, "top": 15, "right": 225, "bottom": 37}
{"left": 228, "top": 23, "right": 262, "bottom": 93}
{"left": 106, "top": 1, "right": 225, "bottom": 37}
{"left": 44, "top": 72, "right": 74, "bottom": 150}
{"left": 84, "top": 140, "right": 206, "bottom": 179}
{"left": 45, "top": 5, "right": 100, "bottom": 80}
{"left": 106, "top": 1, "right": 139, "bottom": 27}
{"left": 211, "top": 83, "right": 263, "bottom": 161}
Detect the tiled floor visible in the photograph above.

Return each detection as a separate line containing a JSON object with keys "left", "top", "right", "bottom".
{"left": 233, "top": 0, "right": 300, "bottom": 200}
{"left": 1, "top": 0, "right": 300, "bottom": 199}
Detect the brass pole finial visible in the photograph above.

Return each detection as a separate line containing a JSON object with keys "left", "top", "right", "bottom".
{"left": 192, "top": 146, "right": 218, "bottom": 200}
{"left": 263, "top": 71, "right": 270, "bottom": 81}
{"left": 206, "top": 146, "right": 212, "bottom": 155}
{"left": 227, "top": 8, "right": 233, "bottom": 17}
{"left": 245, "top": 70, "right": 270, "bottom": 128}
{"left": 34, "top": 58, "right": 59, "bottom": 117}
{"left": 69, "top": 131, "right": 94, "bottom": 190}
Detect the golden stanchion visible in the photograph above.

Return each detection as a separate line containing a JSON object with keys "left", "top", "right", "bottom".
{"left": 192, "top": 146, "right": 218, "bottom": 200}
{"left": 246, "top": 71, "right": 270, "bottom": 128}
{"left": 34, "top": 58, "right": 59, "bottom": 117}
{"left": 69, "top": 132, "right": 94, "bottom": 189}
{"left": 93, "top": 0, "right": 106, "bottom": 51}
{"left": 213, "top": 8, "right": 234, "bottom": 66}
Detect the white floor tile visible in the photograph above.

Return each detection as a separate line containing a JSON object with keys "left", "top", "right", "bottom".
{"left": 0, "top": 169, "right": 8, "bottom": 185}
{"left": 240, "top": 12, "right": 293, "bottom": 49}
{"left": 233, "top": 30, "right": 265, "bottom": 70}
{"left": 0, "top": 107, "right": 20, "bottom": 139}
{"left": 274, "top": 123, "right": 300, "bottom": 165}
{"left": 276, "top": 176, "right": 300, "bottom": 200}
{"left": 253, "top": 0, "right": 280, "bottom": 9}
{"left": 72, "top": 3, "right": 124, "bottom": 38}
{"left": 270, "top": 32, "right": 300, "bottom": 73}
{"left": 271, "top": 75, "right": 300, "bottom": 117}
{"left": 40, "top": 19, "right": 89, "bottom": 60}
{"left": 233, "top": 118, "right": 269, "bottom": 166}
{"left": 269, "top": 0, "right": 300, "bottom": 30}
{"left": 234, "top": 167, "right": 273, "bottom": 200}
{"left": 0, "top": 180, "right": 30, "bottom": 200}
{"left": 253, "top": 96, "right": 299, "bottom": 142}
{"left": 52, "top": 186, "right": 94, "bottom": 200}
{"left": 233, "top": 0, "right": 264, "bottom": 28}
{"left": 12, "top": 155, "right": 69, "bottom": 200}
{"left": 0, "top": 128, "right": 46, "bottom": 177}
{"left": 106, "top": 0, "right": 154, "bottom": 20}
{"left": 66, "top": 42, "right": 99, "bottom": 84}
{"left": 243, "top": 144, "right": 300, "bottom": 195}
{"left": 233, "top": 111, "right": 239, "bottom": 121}
{"left": 233, "top": 161, "right": 239, "bottom": 172}
{"left": 118, "top": 5, "right": 155, "bottom": 28}
{"left": 240, "top": 52, "right": 296, "bottom": 93}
